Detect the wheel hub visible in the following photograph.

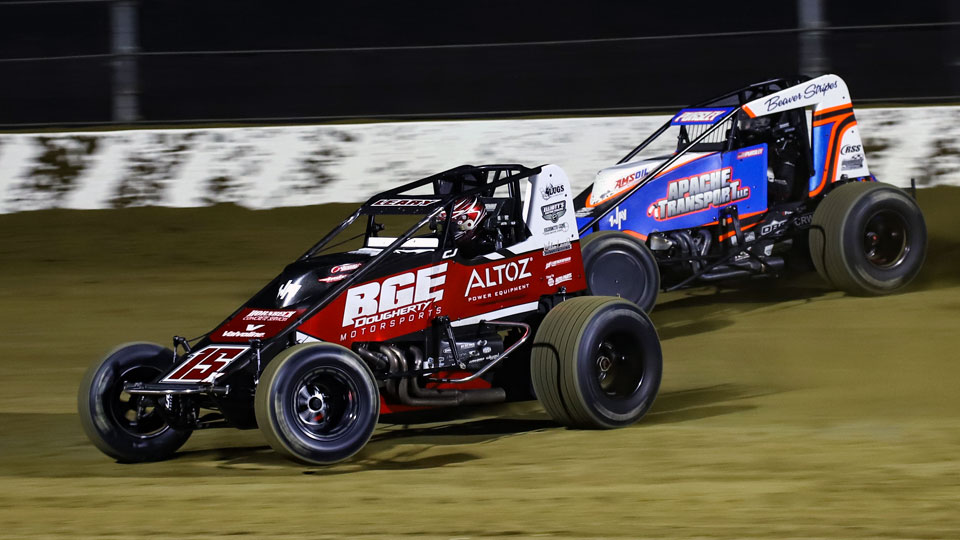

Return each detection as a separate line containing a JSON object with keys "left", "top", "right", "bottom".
{"left": 595, "top": 339, "right": 645, "bottom": 397}
{"left": 863, "top": 210, "right": 909, "bottom": 268}
{"left": 292, "top": 367, "right": 360, "bottom": 440}
{"left": 111, "top": 366, "right": 168, "bottom": 438}
{"left": 299, "top": 385, "right": 331, "bottom": 424}
{"left": 597, "top": 355, "right": 613, "bottom": 381}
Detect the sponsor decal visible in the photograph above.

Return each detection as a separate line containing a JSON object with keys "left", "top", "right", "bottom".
{"left": 544, "top": 256, "right": 572, "bottom": 270}
{"left": 220, "top": 324, "right": 266, "bottom": 339}
{"left": 466, "top": 257, "right": 532, "bottom": 296}
{"left": 737, "top": 148, "right": 764, "bottom": 160}
{"left": 613, "top": 168, "right": 649, "bottom": 191}
{"left": 793, "top": 213, "right": 813, "bottom": 227}
{"left": 839, "top": 144, "right": 865, "bottom": 171}
{"left": 318, "top": 274, "right": 349, "bottom": 283}
{"left": 541, "top": 201, "right": 567, "bottom": 223}
{"left": 244, "top": 309, "right": 298, "bottom": 322}
{"left": 841, "top": 144, "right": 861, "bottom": 155}
{"left": 763, "top": 80, "right": 839, "bottom": 113}
{"left": 342, "top": 263, "right": 447, "bottom": 328}
{"left": 277, "top": 279, "right": 302, "bottom": 302}
{"left": 575, "top": 206, "right": 594, "bottom": 218}
{"left": 441, "top": 248, "right": 458, "bottom": 259}
{"left": 646, "top": 167, "right": 750, "bottom": 221}
{"left": 331, "top": 262, "right": 362, "bottom": 273}
{"left": 590, "top": 190, "right": 614, "bottom": 205}
{"left": 543, "top": 222, "right": 568, "bottom": 235}
{"left": 162, "top": 345, "right": 248, "bottom": 383}
{"left": 546, "top": 273, "right": 573, "bottom": 287}
{"left": 760, "top": 219, "right": 786, "bottom": 236}
{"left": 291, "top": 252, "right": 588, "bottom": 344}
{"left": 804, "top": 80, "right": 839, "bottom": 98}
{"left": 671, "top": 108, "right": 732, "bottom": 125}
{"left": 210, "top": 308, "right": 302, "bottom": 342}
{"left": 841, "top": 155, "right": 864, "bottom": 171}
{"left": 543, "top": 240, "right": 572, "bottom": 255}
{"left": 540, "top": 183, "right": 566, "bottom": 200}
{"left": 370, "top": 198, "right": 440, "bottom": 207}
{"left": 608, "top": 207, "right": 627, "bottom": 230}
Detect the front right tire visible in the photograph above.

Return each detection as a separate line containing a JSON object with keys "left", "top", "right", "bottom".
{"left": 255, "top": 343, "right": 380, "bottom": 465}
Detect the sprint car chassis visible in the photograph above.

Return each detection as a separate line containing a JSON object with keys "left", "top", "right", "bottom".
{"left": 80, "top": 164, "right": 663, "bottom": 465}
{"left": 575, "top": 75, "right": 927, "bottom": 309}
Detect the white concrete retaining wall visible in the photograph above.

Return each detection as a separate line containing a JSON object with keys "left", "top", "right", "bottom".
{"left": 0, "top": 106, "right": 957, "bottom": 214}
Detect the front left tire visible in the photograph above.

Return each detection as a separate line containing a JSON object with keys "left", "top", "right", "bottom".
{"left": 580, "top": 231, "right": 660, "bottom": 312}
{"left": 78, "top": 342, "right": 192, "bottom": 462}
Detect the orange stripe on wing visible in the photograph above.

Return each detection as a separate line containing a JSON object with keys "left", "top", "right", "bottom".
{"left": 811, "top": 115, "right": 856, "bottom": 197}
{"left": 813, "top": 103, "right": 854, "bottom": 118}
{"left": 809, "top": 112, "right": 852, "bottom": 197}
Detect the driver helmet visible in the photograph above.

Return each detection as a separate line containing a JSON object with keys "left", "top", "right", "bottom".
{"left": 443, "top": 196, "right": 487, "bottom": 243}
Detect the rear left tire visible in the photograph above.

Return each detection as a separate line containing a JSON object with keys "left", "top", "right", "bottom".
{"left": 531, "top": 296, "right": 662, "bottom": 429}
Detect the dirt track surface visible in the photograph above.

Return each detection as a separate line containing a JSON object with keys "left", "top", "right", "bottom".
{"left": 1, "top": 187, "right": 959, "bottom": 539}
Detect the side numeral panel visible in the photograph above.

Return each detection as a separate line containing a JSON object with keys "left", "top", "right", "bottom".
{"left": 161, "top": 346, "right": 248, "bottom": 383}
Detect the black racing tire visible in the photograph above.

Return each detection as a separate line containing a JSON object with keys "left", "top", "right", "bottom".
{"left": 530, "top": 296, "right": 662, "bottom": 429}
{"left": 78, "top": 342, "right": 192, "bottom": 463}
{"left": 580, "top": 231, "right": 660, "bottom": 312}
{"left": 255, "top": 343, "right": 380, "bottom": 465}
{"left": 809, "top": 181, "right": 927, "bottom": 295}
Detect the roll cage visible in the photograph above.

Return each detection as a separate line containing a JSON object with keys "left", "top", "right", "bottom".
{"left": 155, "top": 165, "right": 544, "bottom": 389}
{"left": 281, "top": 164, "right": 541, "bottom": 348}
{"left": 617, "top": 77, "right": 809, "bottom": 166}
{"left": 301, "top": 164, "right": 539, "bottom": 260}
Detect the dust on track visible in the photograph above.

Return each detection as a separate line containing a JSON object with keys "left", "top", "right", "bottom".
{"left": 1, "top": 188, "right": 959, "bottom": 539}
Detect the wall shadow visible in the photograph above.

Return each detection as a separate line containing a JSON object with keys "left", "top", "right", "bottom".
{"left": 913, "top": 236, "right": 960, "bottom": 289}
{"left": 651, "top": 278, "right": 832, "bottom": 341}
{"left": 643, "top": 383, "right": 779, "bottom": 425}
{"left": 0, "top": 384, "right": 777, "bottom": 476}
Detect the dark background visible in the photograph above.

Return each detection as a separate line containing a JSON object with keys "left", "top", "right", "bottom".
{"left": 0, "top": 0, "right": 958, "bottom": 126}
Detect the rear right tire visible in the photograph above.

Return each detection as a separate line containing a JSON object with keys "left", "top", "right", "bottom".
{"left": 531, "top": 296, "right": 662, "bottom": 429}
{"left": 809, "top": 181, "right": 926, "bottom": 295}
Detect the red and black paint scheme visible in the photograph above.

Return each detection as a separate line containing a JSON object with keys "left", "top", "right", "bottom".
{"left": 150, "top": 165, "right": 583, "bottom": 416}
{"left": 93, "top": 164, "right": 602, "bottom": 451}
{"left": 573, "top": 74, "right": 926, "bottom": 306}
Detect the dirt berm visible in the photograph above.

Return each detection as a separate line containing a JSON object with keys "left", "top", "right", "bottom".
{"left": 1, "top": 187, "right": 958, "bottom": 539}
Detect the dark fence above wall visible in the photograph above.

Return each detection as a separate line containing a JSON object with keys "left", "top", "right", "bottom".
{"left": 0, "top": 0, "right": 958, "bottom": 127}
